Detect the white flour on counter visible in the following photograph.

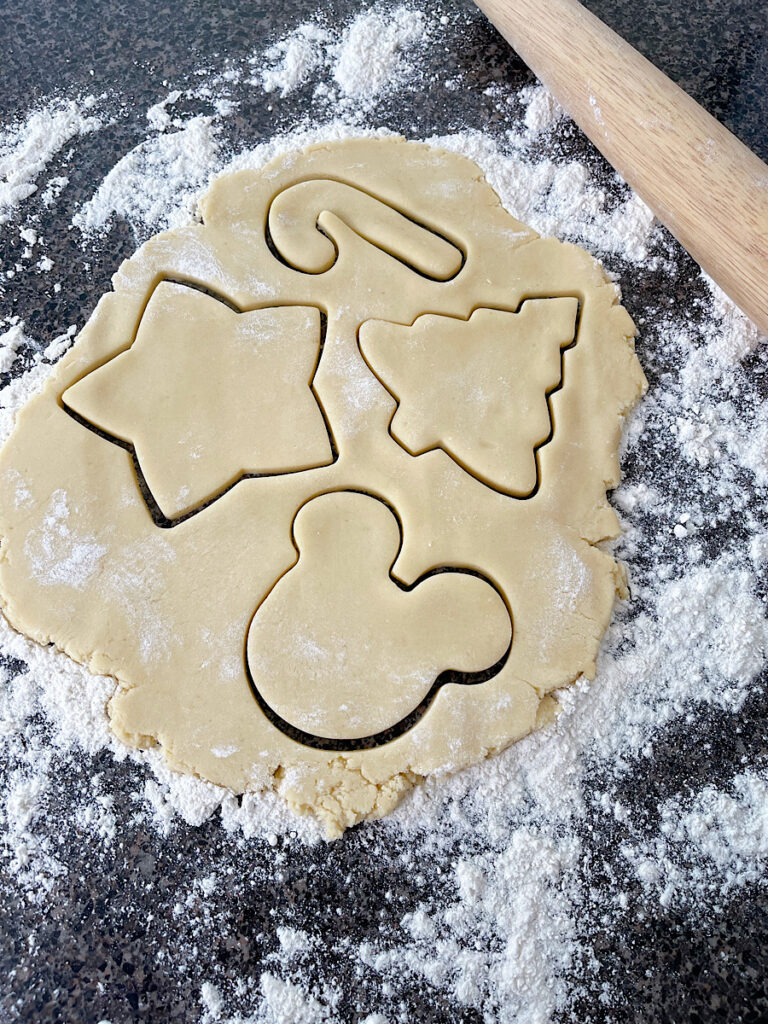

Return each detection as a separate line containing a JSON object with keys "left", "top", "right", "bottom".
{"left": 72, "top": 115, "right": 221, "bottom": 237}
{"left": 623, "top": 768, "right": 768, "bottom": 906}
{"left": 259, "top": 7, "right": 428, "bottom": 104}
{"left": 0, "top": 96, "right": 102, "bottom": 225}
{"left": 1, "top": 5, "right": 768, "bottom": 1024}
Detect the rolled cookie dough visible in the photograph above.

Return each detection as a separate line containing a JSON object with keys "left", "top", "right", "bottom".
{"left": 0, "top": 138, "right": 646, "bottom": 836}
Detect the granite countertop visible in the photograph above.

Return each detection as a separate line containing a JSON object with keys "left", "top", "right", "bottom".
{"left": 1, "top": 1, "right": 767, "bottom": 1022}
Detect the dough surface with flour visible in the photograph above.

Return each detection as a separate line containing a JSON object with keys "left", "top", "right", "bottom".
{"left": 0, "top": 138, "right": 646, "bottom": 835}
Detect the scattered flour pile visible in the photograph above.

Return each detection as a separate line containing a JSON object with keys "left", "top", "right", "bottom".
{"left": 1, "top": 5, "right": 767, "bottom": 1023}
{"left": 0, "top": 96, "right": 101, "bottom": 225}
{"left": 260, "top": 23, "right": 332, "bottom": 98}
{"left": 332, "top": 7, "right": 427, "bottom": 98}
{"left": 72, "top": 115, "right": 221, "bottom": 237}
{"left": 258, "top": 7, "right": 427, "bottom": 102}
{"left": 623, "top": 769, "right": 768, "bottom": 907}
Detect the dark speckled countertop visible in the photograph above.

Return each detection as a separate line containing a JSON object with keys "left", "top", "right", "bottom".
{"left": 1, "top": 1, "right": 767, "bottom": 1022}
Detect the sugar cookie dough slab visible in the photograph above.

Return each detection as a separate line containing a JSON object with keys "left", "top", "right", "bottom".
{"left": 0, "top": 137, "right": 646, "bottom": 836}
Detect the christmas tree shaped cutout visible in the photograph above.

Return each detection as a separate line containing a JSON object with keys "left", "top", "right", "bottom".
{"left": 359, "top": 297, "right": 579, "bottom": 496}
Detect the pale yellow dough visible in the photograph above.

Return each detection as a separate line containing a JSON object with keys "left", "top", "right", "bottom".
{"left": 247, "top": 490, "right": 512, "bottom": 741}
{"left": 63, "top": 285, "right": 332, "bottom": 519}
{"left": 360, "top": 298, "right": 579, "bottom": 496}
{"left": 0, "top": 138, "right": 646, "bottom": 836}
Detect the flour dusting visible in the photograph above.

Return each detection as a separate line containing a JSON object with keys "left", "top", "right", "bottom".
{"left": 73, "top": 115, "right": 221, "bottom": 238}
{"left": 259, "top": 23, "right": 332, "bottom": 98}
{"left": 333, "top": 8, "right": 427, "bottom": 99}
{"left": 0, "top": 96, "right": 101, "bottom": 225}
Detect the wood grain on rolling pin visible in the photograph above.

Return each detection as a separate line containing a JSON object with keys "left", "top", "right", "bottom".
{"left": 474, "top": 0, "right": 768, "bottom": 335}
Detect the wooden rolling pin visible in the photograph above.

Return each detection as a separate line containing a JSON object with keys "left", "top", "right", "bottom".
{"left": 473, "top": 0, "right": 768, "bottom": 335}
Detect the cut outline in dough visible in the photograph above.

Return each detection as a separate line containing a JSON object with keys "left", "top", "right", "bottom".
{"left": 358, "top": 294, "right": 583, "bottom": 500}
{"left": 265, "top": 176, "right": 467, "bottom": 281}
{"left": 59, "top": 278, "right": 339, "bottom": 528}
{"left": 244, "top": 487, "right": 514, "bottom": 752}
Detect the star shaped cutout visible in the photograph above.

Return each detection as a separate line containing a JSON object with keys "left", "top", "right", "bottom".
{"left": 63, "top": 281, "right": 334, "bottom": 522}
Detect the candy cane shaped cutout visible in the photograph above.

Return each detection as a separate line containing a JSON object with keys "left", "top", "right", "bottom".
{"left": 267, "top": 178, "right": 465, "bottom": 281}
